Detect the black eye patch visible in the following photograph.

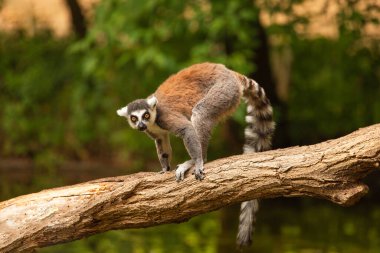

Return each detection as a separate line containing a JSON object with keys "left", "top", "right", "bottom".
{"left": 143, "top": 112, "right": 150, "bottom": 120}
{"left": 130, "top": 116, "right": 138, "bottom": 123}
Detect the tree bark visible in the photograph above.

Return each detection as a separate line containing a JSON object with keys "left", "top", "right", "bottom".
{"left": 1, "top": 124, "right": 380, "bottom": 252}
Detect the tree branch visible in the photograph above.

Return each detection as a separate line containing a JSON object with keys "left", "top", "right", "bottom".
{"left": 1, "top": 124, "right": 380, "bottom": 252}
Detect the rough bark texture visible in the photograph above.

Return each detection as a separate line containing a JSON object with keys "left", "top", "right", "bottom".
{"left": 1, "top": 124, "right": 380, "bottom": 252}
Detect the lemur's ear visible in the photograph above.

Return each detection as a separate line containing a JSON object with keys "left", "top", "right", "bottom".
{"left": 117, "top": 106, "right": 128, "bottom": 117}
{"left": 147, "top": 96, "right": 157, "bottom": 109}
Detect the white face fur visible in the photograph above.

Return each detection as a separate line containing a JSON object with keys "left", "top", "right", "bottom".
{"left": 117, "top": 96, "right": 158, "bottom": 131}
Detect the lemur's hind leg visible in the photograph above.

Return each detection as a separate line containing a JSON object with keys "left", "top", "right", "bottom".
{"left": 190, "top": 112, "right": 213, "bottom": 163}
{"left": 171, "top": 117, "right": 203, "bottom": 181}
{"left": 191, "top": 77, "right": 241, "bottom": 178}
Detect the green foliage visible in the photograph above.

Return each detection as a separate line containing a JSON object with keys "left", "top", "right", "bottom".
{"left": 0, "top": 1, "right": 262, "bottom": 162}
{"left": 78, "top": 0, "right": 258, "bottom": 72}
{"left": 289, "top": 37, "right": 380, "bottom": 143}
{"left": 0, "top": 34, "right": 75, "bottom": 156}
{"left": 1, "top": 1, "right": 378, "bottom": 159}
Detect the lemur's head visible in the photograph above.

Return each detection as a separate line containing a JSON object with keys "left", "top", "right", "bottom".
{"left": 117, "top": 96, "right": 158, "bottom": 131}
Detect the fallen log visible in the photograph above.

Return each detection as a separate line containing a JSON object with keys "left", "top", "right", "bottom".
{"left": 1, "top": 124, "right": 379, "bottom": 252}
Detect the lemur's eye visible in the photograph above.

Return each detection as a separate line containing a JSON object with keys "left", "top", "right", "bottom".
{"left": 130, "top": 116, "right": 137, "bottom": 123}
{"left": 143, "top": 112, "right": 150, "bottom": 120}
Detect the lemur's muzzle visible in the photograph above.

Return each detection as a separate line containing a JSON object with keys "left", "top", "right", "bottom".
{"left": 137, "top": 123, "right": 147, "bottom": 131}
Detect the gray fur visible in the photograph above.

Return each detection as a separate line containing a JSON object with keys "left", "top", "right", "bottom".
{"left": 118, "top": 97, "right": 171, "bottom": 172}
{"left": 117, "top": 64, "right": 274, "bottom": 248}
{"left": 117, "top": 68, "right": 274, "bottom": 181}
{"left": 174, "top": 70, "right": 242, "bottom": 181}
{"left": 126, "top": 99, "right": 150, "bottom": 114}
{"left": 237, "top": 77, "right": 275, "bottom": 247}
{"left": 145, "top": 125, "right": 172, "bottom": 173}
{"left": 154, "top": 133, "right": 172, "bottom": 172}
{"left": 175, "top": 160, "right": 194, "bottom": 181}
{"left": 174, "top": 121, "right": 204, "bottom": 180}
{"left": 191, "top": 72, "right": 241, "bottom": 160}
{"left": 119, "top": 98, "right": 158, "bottom": 132}
{"left": 237, "top": 200, "right": 259, "bottom": 246}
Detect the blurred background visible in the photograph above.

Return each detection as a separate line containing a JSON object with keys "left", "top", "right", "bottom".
{"left": 1, "top": 0, "right": 380, "bottom": 252}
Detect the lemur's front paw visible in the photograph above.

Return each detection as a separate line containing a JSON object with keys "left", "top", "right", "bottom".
{"left": 194, "top": 165, "right": 205, "bottom": 180}
{"left": 159, "top": 166, "right": 170, "bottom": 173}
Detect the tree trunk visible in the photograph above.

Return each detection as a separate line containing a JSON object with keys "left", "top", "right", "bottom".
{"left": 1, "top": 124, "right": 380, "bottom": 252}
{"left": 249, "top": 11, "right": 292, "bottom": 148}
{"left": 64, "top": 0, "right": 87, "bottom": 38}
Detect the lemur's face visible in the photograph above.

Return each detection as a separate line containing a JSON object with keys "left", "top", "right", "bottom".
{"left": 117, "top": 96, "right": 157, "bottom": 131}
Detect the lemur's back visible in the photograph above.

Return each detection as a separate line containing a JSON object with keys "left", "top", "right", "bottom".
{"left": 154, "top": 62, "right": 232, "bottom": 119}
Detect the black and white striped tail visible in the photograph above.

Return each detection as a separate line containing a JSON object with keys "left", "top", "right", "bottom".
{"left": 236, "top": 75, "right": 275, "bottom": 247}
{"left": 236, "top": 199, "right": 259, "bottom": 246}
{"left": 242, "top": 78, "right": 274, "bottom": 153}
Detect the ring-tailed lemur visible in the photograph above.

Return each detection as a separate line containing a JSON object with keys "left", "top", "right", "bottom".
{"left": 117, "top": 62, "right": 275, "bottom": 246}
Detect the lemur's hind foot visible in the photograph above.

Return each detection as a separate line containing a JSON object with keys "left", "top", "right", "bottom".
{"left": 193, "top": 162, "right": 204, "bottom": 181}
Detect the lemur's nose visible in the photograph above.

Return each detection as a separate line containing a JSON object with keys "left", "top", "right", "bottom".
{"left": 138, "top": 123, "right": 147, "bottom": 131}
